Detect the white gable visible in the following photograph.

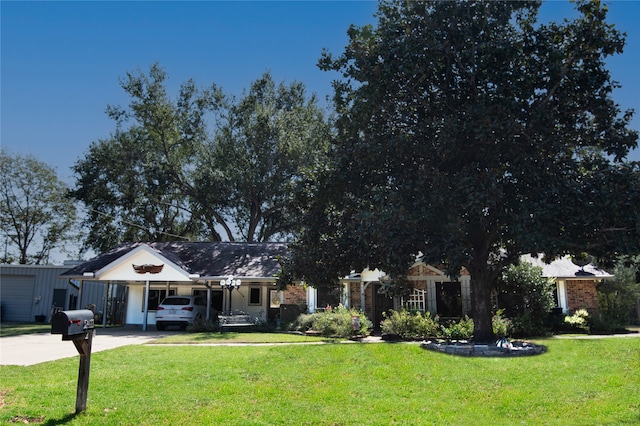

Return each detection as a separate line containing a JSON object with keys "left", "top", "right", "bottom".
{"left": 93, "top": 245, "right": 191, "bottom": 282}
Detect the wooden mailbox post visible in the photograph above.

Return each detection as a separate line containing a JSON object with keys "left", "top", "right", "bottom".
{"left": 51, "top": 309, "right": 95, "bottom": 414}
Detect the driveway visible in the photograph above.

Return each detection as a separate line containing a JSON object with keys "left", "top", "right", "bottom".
{"left": 0, "top": 326, "right": 180, "bottom": 366}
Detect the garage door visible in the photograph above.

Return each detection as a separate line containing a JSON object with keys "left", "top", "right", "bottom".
{"left": 2, "top": 275, "right": 35, "bottom": 322}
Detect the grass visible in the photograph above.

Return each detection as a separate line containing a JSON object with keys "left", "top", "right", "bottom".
{"left": 0, "top": 322, "right": 52, "bottom": 337}
{"left": 1, "top": 336, "right": 639, "bottom": 425}
{"left": 155, "top": 331, "right": 340, "bottom": 344}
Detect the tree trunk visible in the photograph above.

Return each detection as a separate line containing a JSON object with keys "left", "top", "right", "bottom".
{"left": 468, "top": 254, "right": 495, "bottom": 344}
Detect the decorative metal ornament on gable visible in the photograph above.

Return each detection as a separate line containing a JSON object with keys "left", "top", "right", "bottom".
{"left": 133, "top": 264, "right": 164, "bottom": 331}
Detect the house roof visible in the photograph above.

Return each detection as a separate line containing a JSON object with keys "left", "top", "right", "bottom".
{"left": 521, "top": 254, "right": 613, "bottom": 279}
{"left": 60, "top": 241, "right": 289, "bottom": 281}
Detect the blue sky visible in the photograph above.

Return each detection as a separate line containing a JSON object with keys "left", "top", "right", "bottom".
{"left": 2, "top": 0, "right": 639, "bottom": 185}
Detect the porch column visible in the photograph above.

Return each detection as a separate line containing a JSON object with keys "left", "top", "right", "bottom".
{"left": 206, "top": 284, "right": 212, "bottom": 321}
{"left": 142, "top": 279, "right": 150, "bottom": 331}
{"left": 360, "top": 282, "right": 370, "bottom": 312}
{"left": 102, "top": 282, "right": 109, "bottom": 328}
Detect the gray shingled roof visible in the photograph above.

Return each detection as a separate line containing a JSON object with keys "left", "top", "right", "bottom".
{"left": 521, "top": 254, "right": 613, "bottom": 279}
{"left": 60, "top": 242, "right": 289, "bottom": 279}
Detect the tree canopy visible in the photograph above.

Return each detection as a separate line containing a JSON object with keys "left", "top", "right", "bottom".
{"left": 0, "top": 149, "right": 78, "bottom": 264}
{"left": 285, "top": 0, "right": 639, "bottom": 342}
{"left": 71, "top": 65, "right": 330, "bottom": 253}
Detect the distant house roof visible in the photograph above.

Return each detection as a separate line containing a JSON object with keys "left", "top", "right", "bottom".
{"left": 60, "top": 241, "right": 289, "bottom": 281}
{"left": 521, "top": 254, "right": 613, "bottom": 279}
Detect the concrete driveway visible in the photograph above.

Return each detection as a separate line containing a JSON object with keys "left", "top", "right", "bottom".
{"left": 0, "top": 326, "right": 180, "bottom": 366}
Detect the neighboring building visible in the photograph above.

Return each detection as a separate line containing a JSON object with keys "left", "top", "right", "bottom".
{"left": 0, "top": 263, "right": 117, "bottom": 323}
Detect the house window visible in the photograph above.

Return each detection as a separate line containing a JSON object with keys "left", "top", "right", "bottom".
{"left": 143, "top": 289, "right": 175, "bottom": 311}
{"left": 249, "top": 287, "right": 262, "bottom": 305}
{"left": 404, "top": 289, "right": 426, "bottom": 312}
{"left": 435, "top": 282, "right": 462, "bottom": 318}
{"left": 317, "top": 286, "right": 341, "bottom": 310}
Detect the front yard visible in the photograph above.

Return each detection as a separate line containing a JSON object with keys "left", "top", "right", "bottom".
{"left": 1, "top": 334, "right": 638, "bottom": 424}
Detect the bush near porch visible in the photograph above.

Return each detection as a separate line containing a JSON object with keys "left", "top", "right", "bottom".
{"left": 289, "top": 305, "right": 372, "bottom": 337}
{"left": 380, "top": 309, "right": 512, "bottom": 341}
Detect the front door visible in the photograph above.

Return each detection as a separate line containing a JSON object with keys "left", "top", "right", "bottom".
{"left": 373, "top": 284, "right": 394, "bottom": 330}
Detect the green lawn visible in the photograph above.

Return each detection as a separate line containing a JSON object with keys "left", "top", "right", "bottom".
{"left": 1, "top": 337, "right": 638, "bottom": 425}
{"left": 0, "top": 322, "right": 52, "bottom": 337}
{"left": 155, "top": 330, "right": 344, "bottom": 344}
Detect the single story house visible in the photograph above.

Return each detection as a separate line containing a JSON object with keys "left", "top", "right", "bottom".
{"left": 59, "top": 242, "right": 294, "bottom": 328}
{"left": 54, "top": 242, "right": 611, "bottom": 330}
{"left": 2, "top": 241, "right": 612, "bottom": 327}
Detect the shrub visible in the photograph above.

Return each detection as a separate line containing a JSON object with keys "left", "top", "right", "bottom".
{"left": 187, "top": 317, "right": 220, "bottom": 332}
{"left": 598, "top": 264, "right": 640, "bottom": 325}
{"left": 509, "top": 311, "right": 550, "bottom": 337}
{"left": 564, "top": 309, "right": 590, "bottom": 332}
{"left": 381, "top": 310, "right": 516, "bottom": 341}
{"left": 440, "top": 316, "right": 474, "bottom": 340}
{"left": 380, "top": 310, "right": 440, "bottom": 340}
{"left": 492, "top": 309, "right": 513, "bottom": 338}
{"left": 289, "top": 313, "right": 315, "bottom": 333}
{"left": 496, "top": 261, "right": 555, "bottom": 336}
{"left": 290, "top": 305, "right": 372, "bottom": 338}
{"left": 588, "top": 313, "right": 626, "bottom": 334}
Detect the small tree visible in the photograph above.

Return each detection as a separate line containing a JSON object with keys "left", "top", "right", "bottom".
{"left": 0, "top": 150, "right": 77, "bottom": 264}
{"left": 598, "top": 264, "right": 640, "bottom": 326}
{"left": 496, "top": 261, "right": 555, "bottom": 336}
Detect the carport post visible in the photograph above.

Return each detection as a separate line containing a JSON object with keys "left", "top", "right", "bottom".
{"left": 102, "top": 282, "right": 109, "bottom": 328}
{"left": 132, "top": 264, "right": 164, "bottom": 331}
{"left": 142, "top": 279, "right": 150, "bottom": 331}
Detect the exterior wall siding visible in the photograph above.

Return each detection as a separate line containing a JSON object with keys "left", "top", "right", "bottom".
{"left": 1, "top": 265, "right": 108, "bottom": 322}
{"left": 1, "top": 274, "right": 35, "bottom": 321}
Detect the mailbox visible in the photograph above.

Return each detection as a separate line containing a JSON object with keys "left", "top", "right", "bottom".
{"left": 51, "top": 309, "right": 95, "bottom": 338}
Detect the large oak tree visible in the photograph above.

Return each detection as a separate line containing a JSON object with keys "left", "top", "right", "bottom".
{"left": 72, "top": 65, "right": 329, "bottom": 253}
{"left": 285, "top": 0, "right": 639, "bottom": 342}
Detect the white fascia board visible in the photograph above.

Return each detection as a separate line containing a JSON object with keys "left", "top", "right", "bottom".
{"left": 94, "top": 244, "right": 191, "bottom": 281}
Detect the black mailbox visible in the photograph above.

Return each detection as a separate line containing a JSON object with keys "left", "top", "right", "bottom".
{"left": 51, "top": 309, "right": 95, "bottom": 338}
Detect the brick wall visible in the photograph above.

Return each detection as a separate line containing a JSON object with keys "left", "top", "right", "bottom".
{"left": 350, "top": 282, "right": 362, "bottom": 310}
{"left": 565, "top": 279, "right": 599, "bottom": 315}
{"left": 283, "top": 284, "right": 307, "bottom": 305}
